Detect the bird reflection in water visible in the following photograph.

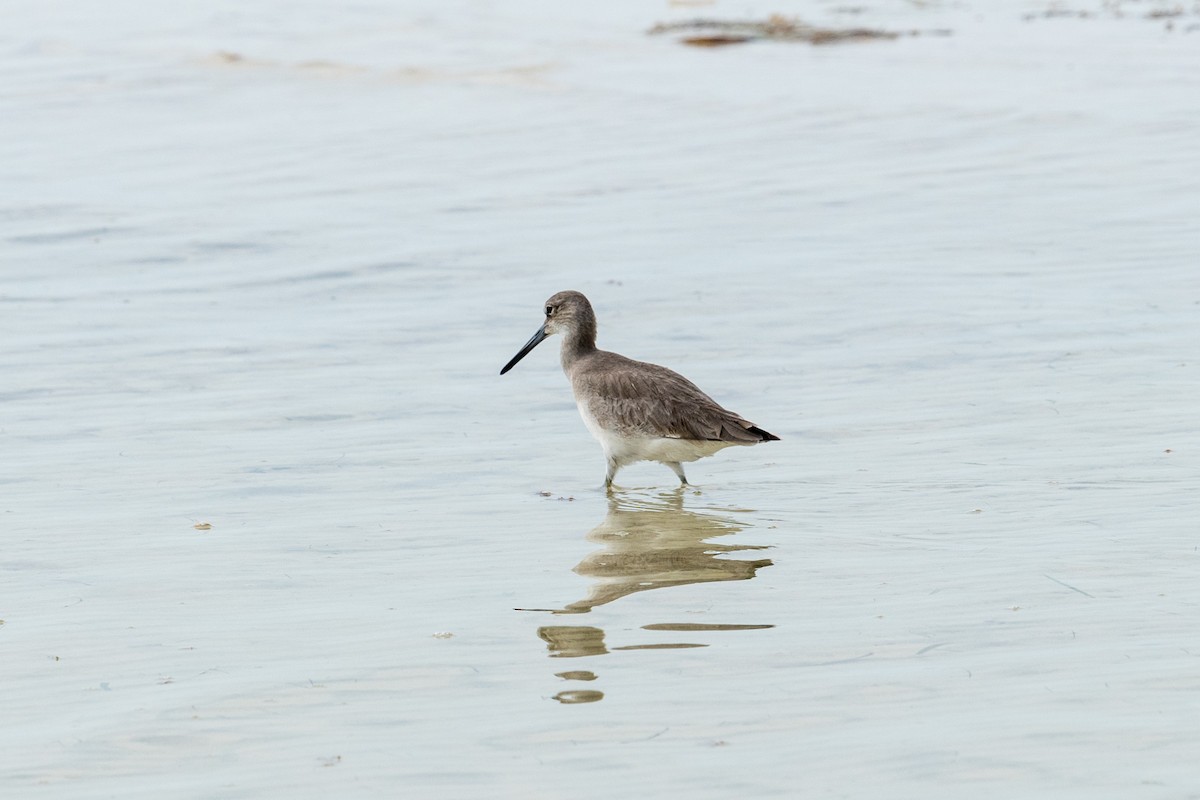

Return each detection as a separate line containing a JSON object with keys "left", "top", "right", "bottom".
{"left": 533, "top": 492, "right": 774, "bottom": 704}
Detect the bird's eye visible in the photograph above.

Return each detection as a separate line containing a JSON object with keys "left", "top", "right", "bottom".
{"left": 545, "top": 305, "right": 554, "bottom": 316}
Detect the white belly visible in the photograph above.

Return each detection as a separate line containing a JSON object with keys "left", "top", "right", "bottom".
{"left": 576, "top": 399, "right": 738, "bottom": 466}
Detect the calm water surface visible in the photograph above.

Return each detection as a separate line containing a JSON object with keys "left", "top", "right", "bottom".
{"left": 3, "top": 0, "right": 1199, "bottom": 797}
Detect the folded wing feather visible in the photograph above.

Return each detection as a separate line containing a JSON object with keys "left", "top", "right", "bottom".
{"left": 575, "top": 356, "right": 766, "bottom": 443}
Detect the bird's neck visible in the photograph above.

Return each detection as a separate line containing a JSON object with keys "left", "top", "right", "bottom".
{"left": 559, "top": 320, "right": 597, "bottom": 371}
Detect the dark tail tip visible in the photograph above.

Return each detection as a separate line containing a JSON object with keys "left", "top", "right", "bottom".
{"left": 748, "top": 426, "right": 780, "bottom": 442}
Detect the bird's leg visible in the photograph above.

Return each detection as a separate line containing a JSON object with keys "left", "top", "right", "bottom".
{"left": 604, "top": 457, "right": 619, "bottom": 491}
{"left": 666, "top": 462, "right": 689, "bottom": 486}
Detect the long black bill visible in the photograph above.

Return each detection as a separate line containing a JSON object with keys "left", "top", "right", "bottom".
{"left": 500, "top": 326, "right": 548, "bottom": 375}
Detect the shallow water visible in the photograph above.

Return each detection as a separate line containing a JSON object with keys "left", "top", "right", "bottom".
{"left": 4, "top": 0, "right": 1199, "bottom": 796}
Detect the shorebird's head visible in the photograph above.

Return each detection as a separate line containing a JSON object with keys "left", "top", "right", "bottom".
{"left": 542, "top": 290, "right": 593, "bottom": 337}
{"left": 500, "top": 290, "right": 595, "bottom": 375}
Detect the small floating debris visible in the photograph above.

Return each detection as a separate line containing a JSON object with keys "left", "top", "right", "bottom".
{"left": 1022, "top": 2, "right": 1200, "bottom": 29}
{"left": 681, "top": 34, "right": 755, "bottom": 47}
{"left": 431, "top": 631, "right": 454, "bottom": 639}
{"left": 1022, "top": 8, "right": 1094, "bottom": 19}
{"left": 193, "top": 522, "right": 212, "bottom": 531}
{"left": 648, "top": 14, "right": 948, "bottom": 46}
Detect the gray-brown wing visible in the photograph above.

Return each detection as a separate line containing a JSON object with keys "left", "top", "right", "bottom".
{"left": 574, "top": 355, "right": 767, "bottom": 443}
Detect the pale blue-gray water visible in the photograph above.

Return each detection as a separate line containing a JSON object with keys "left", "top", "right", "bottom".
{"left": 3, "top": 1, "right": 1198, "bottom": 797}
